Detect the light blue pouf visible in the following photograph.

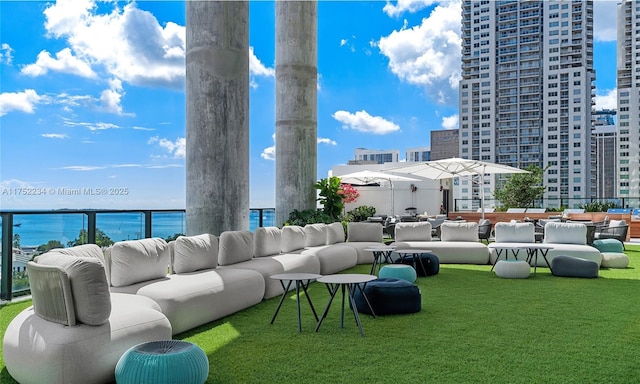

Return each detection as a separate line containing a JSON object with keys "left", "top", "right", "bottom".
{"left": 379, "top": 264, "right": 417, "bottom": 283}
{"left": 115, "top": 340, "right": 208, "bottom": 384}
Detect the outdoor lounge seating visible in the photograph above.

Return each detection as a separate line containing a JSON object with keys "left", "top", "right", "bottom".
{"left": 595, "top": 219, "right": 629, "bottom": 249}
{"left": 489, "top": 222, "right": 603, "bottom": 267}
{"left": 478, "top": 219, "right": 492, "bottom": 244}
{"left": 391, "top": 221, "right": 490, "bottom": 264}
{"left": 3, "top": 245, "right": 172, "bottom": 384}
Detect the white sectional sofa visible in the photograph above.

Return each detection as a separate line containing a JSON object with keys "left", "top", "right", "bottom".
{"left": 489, "top": 222, "right": 603, "bottom": 267}
{"left": 3, "top": 244, "right": 172, "bottom": 384}
{"left": 391, "top": 221, "right": 491, "bottom": 264}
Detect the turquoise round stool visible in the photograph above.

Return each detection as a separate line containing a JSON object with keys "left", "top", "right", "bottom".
{"left": 592, "top": 239, "right": 624, "bottom": 253}
{"left": 379, "top": 264, "right": 417, "bottom": 283}
{"left": 115, "top": 340, "right": 208, "bottom": 384}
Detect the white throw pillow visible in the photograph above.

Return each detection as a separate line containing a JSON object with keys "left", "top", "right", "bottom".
{"left": 347, "top": 222, "right": 383, "bottom": 242}
{"left": 106, "top": 238, "right": 170, "bottom": 287}
{"left": 440, "top": 222, "right": 479, "bottom": 242}
{"left": 172, "top": 234, "right": 218, "bottom": 273}
{"left": 394, "top": 222, "right": 432, "bottom": 242}
{"left": 494, "top": 222, "right": 535, "bottom": 243}
{"left": 218, "top": 231, "right": 254, "bottom": 266}
{"left": 326, "top": 222, "right": 346, "bottom": 244}
{"left": 609, "top": 219, "right": 626, "bottom": 227}
{"left": 281, "top": 225, "right": 306, "bottom": 252}
{"left": 253, "top": 227, "right": 282, "bottom": 257}
{"left": 305, "top": 223, "right": 327, "bottom": 247}
{"left": 544, "top": 222, "right": 586, "bottom": 245}
{"left": 36, "top": 252, "right": 111, "bottom": 326}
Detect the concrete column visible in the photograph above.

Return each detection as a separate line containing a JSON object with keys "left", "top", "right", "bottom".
{"left": 186, "top": 1, "right": 249, "bottom": 235}
{"left": 275, "top": 1, "right": 318, "bottom": 227}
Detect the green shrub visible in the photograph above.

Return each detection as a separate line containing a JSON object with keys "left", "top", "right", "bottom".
{"left": 343, "top": 205, "right": 376, "bottom": 222}
{"left": 579, "top": 201, "right": 620, "bottom": 212}
{"left": 285, "top": 209, "right": 335, "bottom": 227}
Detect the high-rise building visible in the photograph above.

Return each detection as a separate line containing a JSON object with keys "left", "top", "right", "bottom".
{"left": 590, "top": 109, "right": 617, "bottom": 199}
{"left": 352, "top": 148, "right": 400, "bottom": 164}
{"left": 617, "top": 0, "right": 639, "bottom": 200}
{"left": 430, "top": 129, "right": 459, "bottom": 160}
{"left": 406, "top": 147, "right": 431, "bottom": 162}
{"left": 459, "top": 0, "right": 595, "bottom": 209}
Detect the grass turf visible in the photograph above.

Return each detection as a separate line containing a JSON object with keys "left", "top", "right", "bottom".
{"left": 2, "top": 246, "right": 640, "bottom": 383}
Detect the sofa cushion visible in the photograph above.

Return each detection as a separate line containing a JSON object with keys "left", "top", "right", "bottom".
{"left": 172, "top": 234, "right": 218, "bottom": 273}
{"left": 281, "top": 225, "right": 306, "bottom": 253}
{"left": 544, "top": 222, "right": 586, "bottom": 245}
{"left": 347, "top": 222, "right": 383, "bottom": 242}
{"left": 218, "top": 231, "right": 254, "bottom": 266}
{"left": 326, "top": 222, "right": 346, "bottom": 244}
{"left": 440, "top": 222, "right": 479, "bottom": 242}
{"left": 494, "top": 222, "right": 535, "bottom": 243}
{"left": 609, "top": 219, "right": 626, "bottom": 228}
{"left": 305, "top": 223, "right": 327, "bottom": 247}
{"left": 394, "top": 222, "right": 432, "bottom": 242}
{"left": 253, "top": 227, "right": 282, "bottom": 257}
{"left": 35, "top": 252, "right": 111, "bottom": 326}
{"left": 107, "top": 238, "right": 170, "bottom": 288}
{"left": 46, "top": 243, "right": 109, "bottom": 281}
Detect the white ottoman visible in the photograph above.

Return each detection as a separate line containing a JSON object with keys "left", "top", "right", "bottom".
{"left": 494, "top": 260, "right": 530, "bottom": 279}
{"left": 601, "top": 252, "right": 629, "bottom": 269}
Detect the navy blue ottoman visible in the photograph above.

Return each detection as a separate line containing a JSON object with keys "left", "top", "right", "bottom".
{"left": 396, "top": 253, "right": 439, "bottom": 276}
{"left": 551, "top": 255, "right": 599, "bottom": 278}
{"left": 353, "top": 278, "right": 421, "bottom": 315}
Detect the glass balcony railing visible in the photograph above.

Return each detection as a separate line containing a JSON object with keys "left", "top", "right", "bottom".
{"left": 0, "top": 208, "right": 275, "bottom": 300}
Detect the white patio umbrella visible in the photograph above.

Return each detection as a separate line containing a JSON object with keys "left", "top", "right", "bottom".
{"left": 336, "top": 170, "right": 418, "bottom": 215}
{"left": 388, "top": 158, "right": 529, "bottom": 219}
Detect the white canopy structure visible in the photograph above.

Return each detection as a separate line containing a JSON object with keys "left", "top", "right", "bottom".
{"left": 388, "top": 158, "right": 529, "bottom": 218}
{"left": 336, "top": 170, "right": 418, "bottom": 215}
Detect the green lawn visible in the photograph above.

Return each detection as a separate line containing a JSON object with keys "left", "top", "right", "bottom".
{"left": 3, "top": 246, "right": 640, "bottom": 383}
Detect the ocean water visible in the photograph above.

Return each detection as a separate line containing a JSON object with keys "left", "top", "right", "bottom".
{"left": 4, "top": 210, "right": 276, "bottom": 247}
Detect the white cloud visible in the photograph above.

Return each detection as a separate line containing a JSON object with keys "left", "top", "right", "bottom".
{"left": 21, "top": 48, "right": 96, "bottom": 78}
{"left": 42, "top": 0, "right": 185, "bottom": 89}
{"left": 62, "top": 118, "right": 119, "bottom": 131}
{"left": 0, "top": 89, "right": 42, "bottom": 116}
{"left": 340, "top": 39, "right": 348, "bottom": 47}
{"left": 261, "top": 145, "right": 276, "bottom": 160}
{"left": 59, "top": 165, "right": 107, "bottom": 171}
{"left": 1, "top": 43, "right": 14, "bottom": 64}
{"left": 442, "top": 114, "right": 458, "bottom": 130}
{"left": 377, "top": 1, "right": 462, "bottom": 106}
{"left": 149, "top": 136, "right": 185, "bottom": 159}
{"left": 318, "top": 137, "right": 337, "bottom": 146}
{"left": 261, "top": 133, "right": 276, "bottom": 161}
{"left": 383, "top": 0, "right": 437, "bottom": 17}
{"left": 133, "top": 126, "right": 156, "bottom": 131}
{"left": 332, "top": 110, "right": 400, "bottom": 135}
{"left": 249, "top": 46, "right": 274, "bottom": 77}
{"left": 99, "top": 78, "right": 127, "bottom": 115}
{"left": 595, "top": 88, "right": 617, "bottom": 110}
{"left": 41, "top": 133, "right": 68, "bottom": 139}
{"left": 594, "top": 1, "right": 617, "bottom": 42}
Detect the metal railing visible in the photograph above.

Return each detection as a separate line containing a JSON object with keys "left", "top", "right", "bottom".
{"left": 453, "top": 197, "right": 640, "bottom": 212}
{"left": 0, "top": 208, "right": 275, "bottom": 301}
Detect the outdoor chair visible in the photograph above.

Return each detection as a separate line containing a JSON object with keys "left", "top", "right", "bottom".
{"left": 478, "top": 219, "right": 492, "bottom": 244}
{"left": 595, "top": 220, "right": 629, "bottom": 249}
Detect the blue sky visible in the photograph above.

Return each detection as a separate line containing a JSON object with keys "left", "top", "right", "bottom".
{"left": 0, "top": 0, "right": 620, "bottom": 210}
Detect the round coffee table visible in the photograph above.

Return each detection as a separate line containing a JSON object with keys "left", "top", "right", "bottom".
{"left": 270, "top": 273, "right": 322, "bottom": 333}
{"left": 315, "top": 274, "right": 377, "bottom": 337}
{"left": 363, "top": 245, "right": 396, "bottom": 275}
